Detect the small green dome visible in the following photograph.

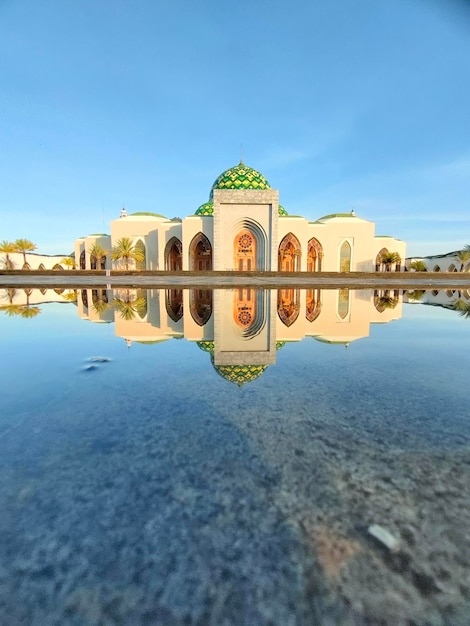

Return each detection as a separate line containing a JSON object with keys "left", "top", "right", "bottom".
{"left": 212, "top": 360, "right": 268, "bottom": 386}
{"left": 195, "top": 201, "right": 214, "bottom": 216}
{"left": 209, "top": 162, "right": 271, "bottom": 199}
{"left": 278, "top": 204, "right": 288, "bottom": 216}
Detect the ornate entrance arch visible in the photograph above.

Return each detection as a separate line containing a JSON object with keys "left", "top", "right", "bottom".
{"left": 278, "top": 233, "right": 301, "bottom": 272}
{"left": 189, "top": 233, "right": 212, "bottom": 271}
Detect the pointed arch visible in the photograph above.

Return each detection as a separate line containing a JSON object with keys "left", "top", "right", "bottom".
{"left": 52, "top": 263, "right": 64, "bottom": 271}
{"left": 278, "top": 233, "right": 301, "bottom": 272}
{"left": 189, "top": 233, "right": 212, "bottom": 271}
{"left": 190, "top": 289, "right": 212, "bottom": 325}
{"left": 79, "top": 250, "right": 86, "bottom": 270}
{"left": 38, "top": 263, "right": 46, "bottom": 271}
{"left": 448, "top": 264, "right": 457, "bottom": 272}
{"left": 134, "top": 239, "right": 146, "bottom": 270}
{"left": 307, "top": 238, "right": 322, "bottom": 272}
{"left": 339, "top": 241, "right": 351, "bottom": 272}
{"left": 376, "top": 248, "right": 388, "bottom": 271}
{"left": 433, "top": 265, "right": 441, "bottom": 272}
{"left": 164, "top": 237, "right": 183, "bottom": 271}
{"left": 22, "top": 262, "right": 31, "bottom": 270}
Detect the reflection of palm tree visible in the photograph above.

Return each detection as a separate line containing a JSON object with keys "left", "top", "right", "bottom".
{"left": 376, "top": 296, "right": 398, "bottom": 310}
{"left": 62, "top": 290, "right": 78, "bottom": 303}
{"left": 91, "top": 289, "right": 110, "bottom": 315}
{"left": 111, "top": 238, "right": 143, "bottom": 271}
{"left": 407, "top": 290, "right": 426, "bottom": 301}
{"left": 112, "top": 294, "right": 147, "bottom": 320}
{"left": 0, "top": 241, "right": 16, "bottom": 269}
{"left": 1, "top": 304, "right": 24, "bottom": 317}
{"left": 20, "top": 306, "right": 41, "bottom": 319}
{"left": 88, "top": 243, "right": 108, "bottom": 270}
{"left": 14, "top": 239, "right": 37, "bottom": 266}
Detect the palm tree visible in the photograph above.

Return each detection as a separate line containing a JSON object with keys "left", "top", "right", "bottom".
{"left": 455, "top": 249, "right": 470, "bottom": 271}
{"left": 61, "top": 256, "right": 76, "bottom": 270}
{"left": 410, "top": 260, "right": 427, "bottom": 272}
{"left": 380, "top": 251, "right": 400, "bottom": 272}
{"left": 14, "top": 239, "right": 37, "bottom": 267}
{"left": 0, "top": 241, "right": 16, "bottom": 269}
{"left": 88, "top": 243, "right": 108, "bottom": 270}
{"left": 110, "top": 238, "right": 144, "bottom": 271}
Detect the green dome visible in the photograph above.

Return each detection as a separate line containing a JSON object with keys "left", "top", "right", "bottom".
{"left": 278, "top": 204, "right": 288, "bottom": 216}
{"left": 195, "top": 201, "right": 214, "bottom": 216}
{"left": 209, "top": 162, "right": 271, "bottom": 199}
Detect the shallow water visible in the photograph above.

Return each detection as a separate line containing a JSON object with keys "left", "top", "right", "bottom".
{"left": 0, "top": 288, "right": 469, "bottom": 625}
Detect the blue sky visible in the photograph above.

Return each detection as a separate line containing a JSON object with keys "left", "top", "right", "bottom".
{"left": 1, "top": 0, "right": 469, "bottom": 257}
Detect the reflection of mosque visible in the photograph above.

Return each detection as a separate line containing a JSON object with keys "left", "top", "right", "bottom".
{"left": 73, "top": 287, "right": 404, "bottom": 386}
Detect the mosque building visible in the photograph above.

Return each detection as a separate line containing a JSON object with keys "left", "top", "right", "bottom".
{"left": 74, "top": 161, "right": 406, "bottom": 273}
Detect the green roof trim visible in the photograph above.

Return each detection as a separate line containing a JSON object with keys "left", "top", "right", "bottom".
{"left": 316, "top": 213, "right": 357, "bottom": 222}
{"left": 88, "top": 233, "right": 109, "bottom": 236}
{"left": 130, "top": 212, "right": 167, "bottom": 219}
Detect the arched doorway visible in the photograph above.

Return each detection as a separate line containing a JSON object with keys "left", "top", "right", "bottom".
{"left": 189, "top": 233, "right": 212, "bottom": 271}
{"left": 375, "top": 248, "right": 388, "bottom": 271}
{"left": 80, "top": 250, "right": 86, "bottom": 270}
{"left": 307, "top": 238, "right": 322, "bottom": 272}
{"left": 234, "top": 230, "right": 257, "bottom": 271}
{"left": 339, "top": 241, "right": 351, "bottom": 272}
{"left": 278, "top": 233, "right": 301, "bottom": 271}
{"left": 165, "top": 237, "right": 183, "bottom": 271}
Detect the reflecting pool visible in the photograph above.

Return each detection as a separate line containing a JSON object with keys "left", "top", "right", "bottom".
{"left": 0, "top": 287, "right": 469, "bottom": 625}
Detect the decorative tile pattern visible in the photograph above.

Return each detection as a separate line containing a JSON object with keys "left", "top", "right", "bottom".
{"left": 209, "top": 162, "right": 271, "bottom": 199}
{"left": 195, "top": 201, "right": 214, "bottom": 216}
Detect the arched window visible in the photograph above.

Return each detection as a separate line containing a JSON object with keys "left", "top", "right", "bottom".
{"left": 433, "top": 265, "right": 441, "bottom": 272}
{"left": 339, "top": 241, "right": 351, "bottom": 272}
{"left": 22, "top": 262, "right": 31, "bottom": 270}
{"left": 307, "top": 238, "right": 322, "bottom": 272}
{"left": 79, "top": 250, "right": 86, "bottom": 270}
{"left": 165, "top": 237, "right": 183, "bottom": 271}
{"left": 189, "top": 233, "right": 212, "bottom": 271}
{"left": 234, "top": 230, "right": 257, "bottom": 271}
{"left": 190, "top": 289, "right": 212, "bottom": 325}
{"left": 278, "top": 289, "right": 300, "bottom": 327}
{"left": 134, "top": 240, "right": 146, "bottom": 271}
{"left": 165, "top": 289, "right": 183, "bottom": 321}
{"left": 278, "top": 233, "right": 301, "bottom": 271}
{"left": 306, "top": 289, "right": 322, "bottom": 322}
{"left": 52, "top": 263, "right": 63, "bottom": 271}
{"left": 448, "top": 264, "right": 457, "bottom": 273}
{"left": 38, "top": 263, "right": 46, "bottom": 271}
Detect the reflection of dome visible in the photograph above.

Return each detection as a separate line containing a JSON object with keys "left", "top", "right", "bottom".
{"left": 209, "top": 162, "right": 271, "bottom": 199}
{"left": 197, "top": 341, "right": 214, "bottom": 353}
{"left": 211, "top": 357, "right": 267, "bottom": 387}
{"left": 195, "top": 201, "right": 213, "bottom": 216}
